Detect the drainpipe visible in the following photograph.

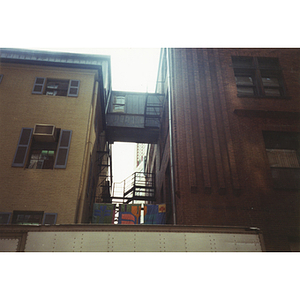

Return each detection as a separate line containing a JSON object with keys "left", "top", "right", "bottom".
{"left": 166, "top": 48, "right": 176, "bottom": 225}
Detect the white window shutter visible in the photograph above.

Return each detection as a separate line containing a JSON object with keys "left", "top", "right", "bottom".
{"left": 32, "top": 77, "right": 46, "bottom": 94}
{"left": 67, "top": 80, "right": 80, "bottom": 97}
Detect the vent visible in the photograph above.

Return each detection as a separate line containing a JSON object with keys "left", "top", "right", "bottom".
{"left": 33, "top": 124, "right": 56, "bottom": 142}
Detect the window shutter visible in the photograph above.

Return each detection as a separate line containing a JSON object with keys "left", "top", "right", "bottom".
{"left": 42, "top": 213, "right": 57, "bottom": 225}
{"left": 32, "top": 77, "right": 46, "bottom": 94}
{"left": 67, "top": 80, "right": 80, "bottom": 97}
{"left": 54, "top": 130, "right": 72, "bottom": 169}
{"left": 12, "top": 128, "right": 33, "bottom": 167}
{"left": 0, "top": 74, "right": 3, "bottom": 84}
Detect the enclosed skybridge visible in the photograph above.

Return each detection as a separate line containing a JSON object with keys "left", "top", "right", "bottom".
{"left": 105, "top": 91, "right": 165, "bottom": 144}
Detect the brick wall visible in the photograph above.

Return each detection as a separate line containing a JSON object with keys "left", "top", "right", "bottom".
{"left": 152, "top": 48, "right": 300, "bottom": 250}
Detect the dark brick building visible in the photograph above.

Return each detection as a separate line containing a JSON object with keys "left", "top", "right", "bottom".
{"left": 145, "top": 48, "right": 300, "bottom": 251}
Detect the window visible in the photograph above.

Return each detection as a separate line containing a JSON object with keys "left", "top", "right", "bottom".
{"left": 12, "top": 211, "right": 44, "bottom": 225}
{"left": 263, "top": 131, "right": 300, "bottom": 189}
{"left": 112, "top": 96, "right": 125, "bottom": 113}
{"left": 232, "top": 56, "right": 286, "bottom": 97}
{"left": 32, "top": 77, "right": 80, "bottom": 97}
{"left": 12, "top": 127, "right": 72, "bottom": 169}
{"left": 0, "top": 74, "right": 3, "bottom": 84}
{"left": 42, "top": 213, "right": 57, "bottom": 225}
{"left": 0, "top": 213, "right": 11, "bottom": 225}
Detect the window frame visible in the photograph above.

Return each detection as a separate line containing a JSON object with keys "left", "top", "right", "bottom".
{"left": 32, "top": 77, "right": 80, "bottom": 97}
{"left": 232, "top": 56, "right": 287, "bottom": 98}
{"left": 12, "top": 127, "right": 72, "bottom": 169}
{"left": 42, "top": 213, "right": 58, "bottom": 225}
{"left": 11, "top": 211, "right": 44, "bottom": 225}
{"left": 112, "top": 95, "right": 126, "bottom": 113}
{"left": 263, "top": 131, "right": 300, "bottom": 189}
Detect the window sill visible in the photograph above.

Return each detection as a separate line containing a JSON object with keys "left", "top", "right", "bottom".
{"left": 237, "top": 94, "right": 291, "bottom": 100}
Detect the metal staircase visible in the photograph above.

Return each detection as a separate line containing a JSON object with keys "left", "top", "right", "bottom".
{"left": 112, "top": 172, "right": 155, "bottom": 204}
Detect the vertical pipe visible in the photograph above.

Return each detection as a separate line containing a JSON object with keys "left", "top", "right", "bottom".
{"left": 166, "top": 48, "right": 177, "bottom": 225}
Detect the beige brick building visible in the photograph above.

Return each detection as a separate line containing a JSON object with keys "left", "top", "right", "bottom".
{"left": 0, "top": 48, "right": 111, "bottom": 225}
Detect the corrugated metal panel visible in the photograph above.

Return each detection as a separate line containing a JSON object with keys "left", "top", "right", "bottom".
{"left": 24, "top": 231, "right": 262, "bottom": 252}
{"left": 0, "top": 238, "right": 19, "bottom": 251}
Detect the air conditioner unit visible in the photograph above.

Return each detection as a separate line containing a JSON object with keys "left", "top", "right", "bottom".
{"left": 33, "top": 124, "right": 56, "bottom": 142}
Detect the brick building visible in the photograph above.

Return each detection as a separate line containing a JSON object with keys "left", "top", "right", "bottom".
{"left": 146, "top": 48, "right": 300, "bottom": 251}
{"left": 0, "top": 48, "right": 111, "bottom": 225}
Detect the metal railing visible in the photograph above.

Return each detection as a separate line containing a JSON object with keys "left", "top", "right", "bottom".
{"left": 112, "top": 172, "right": 155, "bottom": 203}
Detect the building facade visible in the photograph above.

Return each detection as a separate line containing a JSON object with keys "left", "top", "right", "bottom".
{"left": 0, "top": 48, "right": 111, "bottom": 225}
{"left": 146, "top": 48, "right": 300, "bottom": 251}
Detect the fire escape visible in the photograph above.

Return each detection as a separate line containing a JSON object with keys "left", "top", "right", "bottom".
{"left": 111, "top": 172, "right": 155, "bottom": 204}
{"left": 95, "top": 91, "right": 164, "bottom": 207}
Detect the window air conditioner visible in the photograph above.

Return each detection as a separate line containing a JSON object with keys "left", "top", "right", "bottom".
{"left": 33, "top": 124, "right": 56, "bottom": 142}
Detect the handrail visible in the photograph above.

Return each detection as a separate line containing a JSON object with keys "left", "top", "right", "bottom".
{"left": 111, "top": 172, "right": 155, "bottom": 202}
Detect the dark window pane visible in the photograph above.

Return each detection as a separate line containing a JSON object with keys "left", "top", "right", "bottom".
{"left": 0, "top": 213, "right": 10, "bottom": 224}
{"left": 33, "top": 85, "right": 43, "bottom": 92}
{"left": 237, "top": 87, "right": 255, "bottom": 95}
{"left": 258, "top": 57, "right": 280, "bottom": 69}
{"left": 262, "top": 77, "right": 280, "bottom": 87}
{"left": 36, "top": 78, "right": 45, "bottom": 84}
{"left": 264, "top": 88, "right": 281, "bottom": 96}
{"left": 232, "top": 56, "right": 253, "bottom": 68}
{"left": 70, "top": 81, "right": 79, "bottom": 87}
{"left": 44, "top": 214, "right": 56, "bottom": 225}
{"left": 12, "top": 211, "right": 43, "bottom": 224}
{"left": 69, "top": 88, "right": 78, "bottom": 94}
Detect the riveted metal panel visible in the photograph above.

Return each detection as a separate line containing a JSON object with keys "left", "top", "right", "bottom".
{"left": 23, "top": 230, "right": 262, "bottom": 252}
{"left": 134, "top": 232, "right": 164, "bottom": 251}
{"left": 107, "top": 232, "right": 136, "bottom": 252}
{"left": 185, "top": 233, "right": 215, "bottom": 251}
{"left": 0, "top": 238, "right": 19, "bottom": 251}
{"left": 25, "top": 232, "right": 58, "bottom": 251}
{"left": 160, "top": 232, "right": 187, "bottom": 252}
{"left": 54, "top": 232, "right": 85, "bottom": 251}
{"left": 79, "top": 232, "right": 109, "bottom": 252}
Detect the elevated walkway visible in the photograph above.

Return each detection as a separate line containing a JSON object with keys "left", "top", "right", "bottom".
{"left": 106, "top": 91, "right": 164, "bottom": 144}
